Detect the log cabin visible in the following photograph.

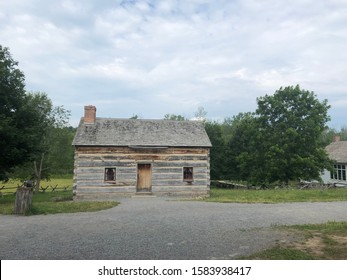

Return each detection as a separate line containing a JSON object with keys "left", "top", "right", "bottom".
{"left": 72, "top": 105, "right": 212, "bottom": 200}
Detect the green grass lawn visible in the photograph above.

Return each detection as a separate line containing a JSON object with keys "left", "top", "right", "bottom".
{"left": 2, "top": 179, "right": 347, "bottom": 216}
{"left": 245, "top": 221, "right": 347, "bottom": 260}
{"left": 0, "top": 178, "right": 73, "bottom": 194}
{"left": 0, "top": 177, "right": 119, "bottom": 215}
{"left": 0, "top": 190, "right": 119, "bottom": 215}
{"left": 205, "top": 187, "right": 347, "bottom": 203}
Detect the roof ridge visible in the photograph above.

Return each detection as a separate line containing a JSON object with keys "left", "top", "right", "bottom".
{"left": 95, "top": 117, "right": 202, "bottom": 123}
{"left": 73, "top": 117, "right": 212, "bottom": 147}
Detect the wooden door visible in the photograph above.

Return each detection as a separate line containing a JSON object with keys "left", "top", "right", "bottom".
{"left": 137, "top": 164, "right": 152, "bottom": 192}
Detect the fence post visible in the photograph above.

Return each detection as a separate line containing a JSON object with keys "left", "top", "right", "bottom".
{"left": 14, "top": 186, "right": 34, "bottom": 215}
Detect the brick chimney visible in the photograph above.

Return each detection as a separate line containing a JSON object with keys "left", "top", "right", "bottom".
{"left": 334, "top": 135, "right": 341, "bottom": 142}
{"left": 84, "top": 105, "right": 96, "bottom": 124}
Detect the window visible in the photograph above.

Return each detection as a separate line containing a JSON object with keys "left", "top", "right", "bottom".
{"left": 183, "top": 167, "right": 193, "bottom": 182}
{"left": 331, "top": 164, "right": 346, "bottom": 181}
{"left": 105, "top": 168, "right": 116, "bottom": 182}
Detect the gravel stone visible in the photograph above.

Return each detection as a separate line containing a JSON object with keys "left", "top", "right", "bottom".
{"left": 1, "top": 198, "right": 346, "bottom": 259}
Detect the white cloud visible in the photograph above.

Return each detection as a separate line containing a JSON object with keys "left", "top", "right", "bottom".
{"left": 0, "top": 0, "right": 346, "bottom": 127}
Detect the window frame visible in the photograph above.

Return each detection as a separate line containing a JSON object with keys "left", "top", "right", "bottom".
{"left": 104, "top": 168, "right": 116, "bottom": 182}
{"left": 331, "top": 164, "right": 346, "bottom": 181}
{"left": 183, "top": 167, "right": 194, "bottom": 182}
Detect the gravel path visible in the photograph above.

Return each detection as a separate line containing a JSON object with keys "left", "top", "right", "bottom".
{"left": 1, "top": 198, "right": 347, "bottom": 260}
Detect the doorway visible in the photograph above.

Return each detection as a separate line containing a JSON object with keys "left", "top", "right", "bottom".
{"left": 137, "top": 164, "right": 152, "bottom": 192}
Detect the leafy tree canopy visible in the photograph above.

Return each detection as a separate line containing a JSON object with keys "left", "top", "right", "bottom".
{"left": 252, "top": 85, "right": 332, "bottom": 184}
{"left": 204, "top": 120, "right": 228, "bottom": 179}
{"left": 0, "top": 45, "right": 28, "bottom": 179}
{"left": 0, "top": 45, "right": 71, "bottom": 181}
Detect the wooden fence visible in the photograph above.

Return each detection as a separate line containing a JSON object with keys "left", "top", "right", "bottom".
{"left": 211, "top": 180, "right": 250, "bottom": 189}
{"left": 0, "top": 185, "right": 71, "bottom": 197}
{"left": 211, "top": 180, "right": 347, "bottom": 190}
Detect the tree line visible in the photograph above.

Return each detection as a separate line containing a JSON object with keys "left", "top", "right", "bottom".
{"left": 1, "top": 45, "right": 345, "bottom": 189}
{"left": 1, "top": 45, "right": 75, "bottom": 192}
{"left": 204, "top": 92, "right": 346, "bottom": 185}
{"left": 162, "top": 87, "right": 345, "bottom": 186}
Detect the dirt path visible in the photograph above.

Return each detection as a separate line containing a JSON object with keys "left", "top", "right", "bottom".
{"left": 1, "top": 198, "right": 346, "bottom": 259}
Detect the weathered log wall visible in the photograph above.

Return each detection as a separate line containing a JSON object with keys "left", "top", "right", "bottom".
{"left": 73, "top": 146, "right": 210, "bottom": 200}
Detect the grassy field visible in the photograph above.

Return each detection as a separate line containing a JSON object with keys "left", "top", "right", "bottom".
{"left": 0, "top": 190, "right": 119, "bottom": 215}
{"left": 245, "top": 221, "right": 347, "bottom": 260}
{"left": 3, "top": 179, "right": 347, "bottom": 203}
{"left": 0, "top": 177, "right": 119, "bottom": 215}
{"left": 205, "top": 187, "right": 347, "bottom": 203}
{"left": 0, "top": 178, "right": 73, "bottom": 194}
{"left": 2, "top": 179, "right": 347, "bottom": 215}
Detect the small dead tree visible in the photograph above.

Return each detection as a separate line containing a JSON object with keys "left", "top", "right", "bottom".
{"left": 33, "top": 153, "right": 47, "bottom": 193}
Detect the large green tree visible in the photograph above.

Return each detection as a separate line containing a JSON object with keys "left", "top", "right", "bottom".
{"left": 1, "top": 46, "right": 72, "bottom": 186}
{"left": 0, "top": 45, "right": 30, "bottom": 179}
{"left": 45, "top": 126, "right": 75, "bottom": 175}
{"left": 226, "top": 112, "right": 262, "bottom": 182}
{"left": 204, "top": 121, "right": 229, "bottom": 179}
{"left": 28, "top": 92, "right": 70, "bottom": 191}
{"left": 253, "top": 85, "right": 332, "bottom": 184}
{"left": 7, "top": 92, "right": 71, "bottom": 191}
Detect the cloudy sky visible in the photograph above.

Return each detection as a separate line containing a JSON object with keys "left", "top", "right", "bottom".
{"left": 1, "top": 0, "right": 347, "bottom": 127}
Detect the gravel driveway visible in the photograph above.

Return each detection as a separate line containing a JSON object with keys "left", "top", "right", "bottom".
{"left": 1, "top": 198, "right": 347, "bottom": 260}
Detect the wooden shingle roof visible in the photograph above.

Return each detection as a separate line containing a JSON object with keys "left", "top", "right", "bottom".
{"left": 325, "top": 141, "right": 347, "bottom": 163}
{"left": 72, "top": 118, "right": 212, "bottom": 148}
